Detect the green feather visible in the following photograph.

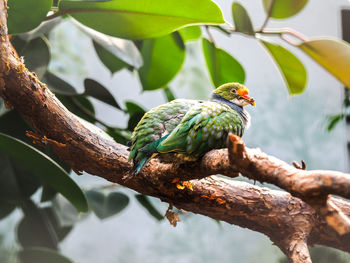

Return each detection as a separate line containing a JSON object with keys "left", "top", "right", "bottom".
{"left": 128, "top": 82, "right": 253, "bottom": 173}
{"left": 158, "top": 101, "right": 244, "bottom": 157}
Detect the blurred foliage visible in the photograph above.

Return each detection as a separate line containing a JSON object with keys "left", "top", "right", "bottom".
{"left": 135, "top": 194, "right": 164, "bottom": 221}
{"left": 0, "top": 234, "right": 18, "bottom": 263}
{"left": 2, "top": 0, "right": 350, "bottom": 262}
{"left": 326, "top": 92, "right": 350, "bottom": 131}
{"left": 85, "top": 190, "right": 129, "bottom": 220}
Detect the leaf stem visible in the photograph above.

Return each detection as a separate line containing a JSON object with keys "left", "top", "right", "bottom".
{"left": 214, "top": 25, "right": 234, "bottom": 36}
{"left": 260, "top": 0, "right": 275, "bottom": 31}
{"left": 205, "top": 26, "right": 215, "bottom": 44}
{"left": 260, "top": 28, "right": 308, "bottom": 45}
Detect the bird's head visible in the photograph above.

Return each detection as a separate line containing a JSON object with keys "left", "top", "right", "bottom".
{"left": 213, "top": 83, "right": 255, "bottom": 107}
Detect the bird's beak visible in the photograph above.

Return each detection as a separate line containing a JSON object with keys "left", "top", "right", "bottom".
{"left": 237, "top": 87, "right": 256, "bottom": 107}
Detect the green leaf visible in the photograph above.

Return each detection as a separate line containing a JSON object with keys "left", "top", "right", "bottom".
{"left": 18, "top": 247, "right": 73, "bottom": 263}
{"left": 17, "top": 200, "right": 58, "bottom": 249}
{"left": 18, "top": 18, "right": 62, "bottom": 42}
{"left": 93, "top": 41, "right": 128, "bottom": 74}
{"left": 327, "top": 113, "right": 344, "bottom": 132}
{"left": 135, "top": 194, "right": 163, "bottom": 221}
{"left": 298, "top": 38, "right": 350, "bottom": 89}
{"left": 163, "top": 87, "right": 176, "bottom": 102}
{"left": 178, "top": 26, "right": 201, "bottom": 42}
{"left": 85, "top": 190, "right": 129, "bottom": 220}
{"left": 58, "top": 0, "right": 224, "bottom": 39}
{"left": 260, "top": 39, "right": 307, "bottom": 94}
{"left": 0, "top": 153, "right": 41, "bottom": 203}
{"left": 0, "top": 133, "right": 88, "bottom": 212}
{"left": 84, "top": 79, "right": 122, "bottom": 110}
{"left": 8, "top": 0, "right": 53, "bottom": 34}
{"left": 127, "top": 113, "right": 145, "bottom": 131}
{"left": 41, "top": 184, "right": 58, "bottom": 202}
{"left": 25, "top": 37, "right": 51, "bottom": 78}
{"left": 125, "top": 101, "right": 146, "bottom": 115}
{"left": 202, "top": 38, "right": 245, "bottom": 87}
{"left": 262, "top": 0, "right": 309, "bottom": 19}
{"left": 232, "top": 2, "right": 254, "bottom": 35}
{"left": 14, "top": 37, "right": 51, "bottom": 79}
{"left": 139, "top": 33, "right": 185, "bottom": 90}
{"left": 0, "top": 110, "right": 32, "bottom": 143}
{"left": 42, "top": 71, "right": 80, "bottom": 96}
{"left": 73, "top": 20, "right": 142, "bottom": 68}
{"left": 42, "top": 207, "right": 73, "bottom": 242}
{"left": 52, "top": 195, "right": 81, "bottom": 227}
{"left": 44, "top": 146, "right": 72, "bottom": 173}
{"left": 125, "top": 101, "right": 146, "bottom": 131}
{"left": 0, "top": 110, "right": 71, "bottom": 175}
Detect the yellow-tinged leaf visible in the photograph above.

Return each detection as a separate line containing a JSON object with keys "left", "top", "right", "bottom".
{"left": 260, "top": 38, "right": 307, "bottom": 94}
{"left": 263, "top": 0, "right": 309, "bottom": 19}
{"left": 299, "top": 38, "right": 350, "bottom": 88}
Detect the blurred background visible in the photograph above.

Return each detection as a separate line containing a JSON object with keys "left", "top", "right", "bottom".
{"left": 1, "top": 0, "right": 350, "bottom": 262}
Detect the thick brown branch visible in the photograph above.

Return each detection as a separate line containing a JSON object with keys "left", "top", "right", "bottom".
{"left": 228, "top": 134, "right": 350, "bottom": 199}
{"left": 1, "top": 1, "right": 350, "bottom": 261}
{"left": 228, "top": 134, "right": 350, "bottom": 235}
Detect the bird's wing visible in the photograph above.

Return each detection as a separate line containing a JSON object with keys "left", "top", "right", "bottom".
{"left": 157, "top": 101, "right": 245, "bottom": 157}
{"left": 128, "top": 99, "right": 199, "bottom": 161}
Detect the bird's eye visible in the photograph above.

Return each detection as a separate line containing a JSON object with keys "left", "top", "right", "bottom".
{"left": 230, "top": 89, "right": 237, "bottom": 94}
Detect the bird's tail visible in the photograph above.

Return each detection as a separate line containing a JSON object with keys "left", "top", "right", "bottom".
{"left": 131, "top": 135, "right": 169, "bottom": 174}
{"left": 132, "top": 153, "right": 153, "bottom": 174}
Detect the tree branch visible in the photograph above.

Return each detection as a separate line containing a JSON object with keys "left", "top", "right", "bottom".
{"left": 1, "top": 2, "right": 350, "bottom": 261}
{"left": 227, "top": 134, "right": 350, "bottom": 236}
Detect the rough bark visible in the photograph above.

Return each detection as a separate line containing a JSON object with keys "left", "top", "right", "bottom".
{"left": 1, "top": 1, "right": 350, "bottom": 262}
{"left": 228, "top": 134, "right": 350, "bottom": 236}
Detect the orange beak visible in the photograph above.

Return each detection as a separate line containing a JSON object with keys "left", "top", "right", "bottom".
{"left": 237, "top": 87, "right": 256, "bottom": 106}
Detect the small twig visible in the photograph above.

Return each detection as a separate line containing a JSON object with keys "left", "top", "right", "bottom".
{"left": 260, "top": 28, "right": 308, "bottom": 45}
{"left": 213, "top": 25, "right": 233, "bottom": 36}
{"left": 205, "top": 26, "right": 215, "bottom": 44}
{"left": 292, "top": 160, "right": 306, "bottom": 170}
{"left": 260, "top": 0, "right": 275, "bottom": 31}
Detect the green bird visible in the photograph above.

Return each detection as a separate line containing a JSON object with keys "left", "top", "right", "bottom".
{"left": 128, "top": 83, "right": 255, "bottom": 173}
